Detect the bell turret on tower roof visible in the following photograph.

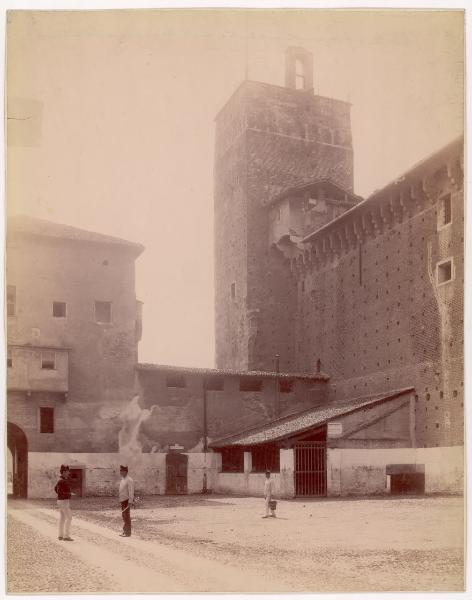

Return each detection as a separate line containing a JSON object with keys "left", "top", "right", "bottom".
{"left": 285, "top": 46, "right": 314, "bottom": 92}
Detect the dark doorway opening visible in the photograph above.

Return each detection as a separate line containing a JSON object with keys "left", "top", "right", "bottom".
{"left": 166, "top": 453, "right": 188, "bottom": 494}
{"left": 7, "top": 422, "right": 28, "bottom": 498}
{"left": 69, "top": 468, "right": 84, "bottom": 497}
{"left": 391, "top": 473, "right": 425, "bottom": 495}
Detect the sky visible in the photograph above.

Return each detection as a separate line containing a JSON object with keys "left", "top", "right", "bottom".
{"left": 6, "top": 9, "right": 464, "bottom": 368}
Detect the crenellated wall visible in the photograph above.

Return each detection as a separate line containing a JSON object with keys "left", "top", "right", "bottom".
{"left": 279, "top": 137, "right": 464, "bottom": 448}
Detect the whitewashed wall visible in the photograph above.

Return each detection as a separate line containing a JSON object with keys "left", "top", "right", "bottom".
{"left": 327, "top": 446, "right": 464, "bottom": 496}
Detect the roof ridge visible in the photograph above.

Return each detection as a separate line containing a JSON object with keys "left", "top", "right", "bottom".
{"left": 137, "top": 362, "right": 328, "bottom": 380}
{"left": 8, "top": 215, "right": 145, "bottom": 253}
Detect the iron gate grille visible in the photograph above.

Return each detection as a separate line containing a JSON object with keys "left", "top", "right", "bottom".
{"left": 294, "top": 442, "right": 327, "bottom": 497}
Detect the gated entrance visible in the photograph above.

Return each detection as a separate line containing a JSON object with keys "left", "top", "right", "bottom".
{"left": 294, "top": 442, "right": 326, "bottom": 496}
{"left": 165, "top": 453, "right": 188, "bottom": 494}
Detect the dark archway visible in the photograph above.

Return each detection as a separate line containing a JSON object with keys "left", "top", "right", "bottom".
{"left": 7, "top": 422, "right": 28, "bottom": 498}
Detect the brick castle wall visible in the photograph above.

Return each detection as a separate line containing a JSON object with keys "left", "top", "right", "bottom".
{"left": 284, "top": 140, "right": 464, "bottom": 447}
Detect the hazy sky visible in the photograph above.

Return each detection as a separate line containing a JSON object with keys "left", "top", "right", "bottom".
{"left": 6, "top": 9, "right": 464, "bottom": 368}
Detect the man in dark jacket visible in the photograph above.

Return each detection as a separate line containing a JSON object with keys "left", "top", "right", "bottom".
{"left": 54, "top": 464, "right": 73, "bottom": 541}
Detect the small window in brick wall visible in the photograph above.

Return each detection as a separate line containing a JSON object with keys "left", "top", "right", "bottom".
{"left": 440, "top": 193, "right": 452, "bottom": 227}
{"left": 205, "top": 376, "right": 224, "bottom": 391}
{"left": 41, "top": 351, "right": 56, "bottom": 370}
{"left": 231, "top": 282, "right": 236, "bottom": 300}
{"left": 437, "top": 260, "right": 453, "bottom": 285}
{"left": 165, "top": 374, "right": 186, "bottom": 388}
{"left": 251, "top": 444, "right": 280, "bottom": 473}
{"left": 95, "top": 301, "right": 112, "bottom": 323}
{"left": 40, "top": 407, "right": 54, "bottom": 433}
{"left": 220, "top": 447, "right": 244, "bottom": 473}
{"left": 240, "top": 377, "right": 263, "bottom": 392}
{"left": 7, "top": 285, "right": 16, "bottom": 317}
{"left": 7, "top": 348, "right": 12, "bottom": 368}
{"left": 279, "top": 379, "right": 294, "bottom": 393}
{"left": 53, "top": 301, "right": 67, "bottom": 318}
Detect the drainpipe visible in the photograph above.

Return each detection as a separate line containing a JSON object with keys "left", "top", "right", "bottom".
{"left": 203, "top": 377, "right": 208, "bottom": 453}
{"left": 202, "top": 377, "right": 208, "bottom": 494}
{"left": 275, "top": 354, "right": 280, "bottom": 417}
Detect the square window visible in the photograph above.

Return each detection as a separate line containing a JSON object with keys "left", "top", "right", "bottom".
{"left": 7, "top": 285, "right": 16, "bottom": 317}
{"left": 95, "top": 301, "right": 112, "bottom": 323}
{"left": 166, "top": 374, "right": 186, "bottom": 388}
{"left": 251, "top": 444, "right": 280, "bottom": 473}
{"left": 240, "top": 377, "right": 263, "bottom": 392}
{"left": 437, "top": 260, "right": 453, "bottom": 285}
{"left": 40, "top": 407, "right": 54, "bottom": 433}
{"left": 41, "top": 351, "right": 56, "bottom": 370}
{"left": 205, "top": 376, "right": 224, "bottom": 391}
{"left": 53, "top": 302, "right": 67, "bottom": 318}
{"left": 220, "top": 447, "right": 244, "bottom": 473}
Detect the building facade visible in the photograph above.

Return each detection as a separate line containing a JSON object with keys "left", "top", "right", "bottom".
{"left": 6, "top": 216, "right": 144, "bottom": 497}
{"left": 6, "top": 47, "right": 464, "bottom": 499}
{"left": 214, "top": 48, "right": 464, "bottom": 452}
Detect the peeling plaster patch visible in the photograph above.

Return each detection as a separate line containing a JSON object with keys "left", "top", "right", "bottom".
{"left": 142, "top": 403, "right": 198, "bottom": 434}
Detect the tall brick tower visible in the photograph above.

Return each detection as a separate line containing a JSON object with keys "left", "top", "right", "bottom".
{"left": 214, "top": 48, "right": 354, "bottom": 371}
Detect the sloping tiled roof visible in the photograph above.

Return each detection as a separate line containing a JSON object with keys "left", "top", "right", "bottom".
{"left": 137, "top": 362, "right": 329, "bottom": 381}
{"left": 271, "top": 178, "right": 363, "bottom": 206}
{"left": 210, "top": 387, "right": 414, "bottom": 447}
{"left": 8, "top": 215, "right": 145, "bottom": 255}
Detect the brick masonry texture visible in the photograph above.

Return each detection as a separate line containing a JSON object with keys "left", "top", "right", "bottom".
{"left": 215, "top": 80, "right": 354, "bottom": 372}
{"left": 135, "top": 367, "right": 327, "bottom": 452}
{"left": 214, "top": 74, "right": 464, "bottom": 449}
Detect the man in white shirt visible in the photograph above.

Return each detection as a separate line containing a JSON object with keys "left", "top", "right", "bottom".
{"left": 118, "top": 465, "right": 134, "bottom": 537}
{"left": 262, "top": 470, "right": 276, "bottom": 518}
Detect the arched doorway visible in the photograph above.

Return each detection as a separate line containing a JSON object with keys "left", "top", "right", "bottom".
{"left": 165, "top": 453, "right": 188, "bottom": 494}
{"left": 7, "top": 422, "right": 28, "bottom": 498}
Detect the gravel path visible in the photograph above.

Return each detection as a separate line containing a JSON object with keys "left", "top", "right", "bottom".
{"left": 7, "top": 504, "right": 293, "bottom": 593}
{"left": 7, "top": 495, "right": 464, "bottom": 593}
{"left": 7, "top": 515, "right": 118, "bottom": 594}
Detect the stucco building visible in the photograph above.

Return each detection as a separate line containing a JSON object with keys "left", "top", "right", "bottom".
{"left": 7, "top": 216, "right": 144, "bottom": 497}
{"left": 6, "top": 47, "right": 464, "bottom": 499}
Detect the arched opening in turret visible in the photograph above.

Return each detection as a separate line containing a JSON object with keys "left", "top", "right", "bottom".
{"left": 295, "top": 59, "right": 305, "bottom": 90}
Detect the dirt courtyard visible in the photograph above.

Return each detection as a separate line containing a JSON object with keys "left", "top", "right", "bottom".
{"left": 7, "top": 494, "right": 464, "bottom": 593}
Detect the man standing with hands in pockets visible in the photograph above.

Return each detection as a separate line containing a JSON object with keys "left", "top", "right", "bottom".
{"left": 118, "top": 465, "right": 134, "bottom": 537}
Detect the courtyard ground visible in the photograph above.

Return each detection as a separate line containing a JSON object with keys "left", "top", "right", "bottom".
{"left": 7, "top": 494, "right": 464, "bottom": 593}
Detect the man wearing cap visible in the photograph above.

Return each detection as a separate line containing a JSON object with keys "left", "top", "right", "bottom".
{"left": 54, "top": 464, "right": 74, "bottom": 541}
{"left": 118, "top": 465, "right": 134, "bottom": 537}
